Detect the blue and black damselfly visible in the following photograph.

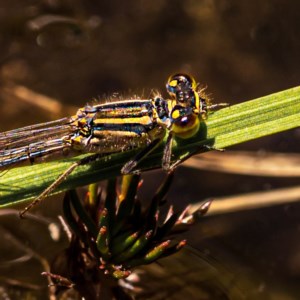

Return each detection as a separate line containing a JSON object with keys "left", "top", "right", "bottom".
{"left": 0, "top": 74, "right": 226, "bottom": 216}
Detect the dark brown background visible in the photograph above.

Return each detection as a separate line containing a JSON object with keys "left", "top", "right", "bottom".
{"left": 0, "top": 1, "right": 300, "bottom": 299}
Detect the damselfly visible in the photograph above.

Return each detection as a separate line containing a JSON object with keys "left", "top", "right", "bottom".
{"left": 0, "top": 74, "right": 224, "bottom": 216}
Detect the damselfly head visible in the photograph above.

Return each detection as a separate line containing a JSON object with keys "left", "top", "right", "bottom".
{"left": 166, "top": 73, "right": 197, "bottom": 99}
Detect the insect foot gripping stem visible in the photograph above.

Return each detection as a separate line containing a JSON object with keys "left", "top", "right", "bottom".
{"left": 121, "top": 138, "right": 162, "bottom": 174}
{"left": 202, "top": 144, "right": 225, "bottom": 152}
{"left": 121, "top": 160, "right": 138, "bottom": 175}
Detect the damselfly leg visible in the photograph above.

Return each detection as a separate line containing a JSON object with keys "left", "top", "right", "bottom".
{"left": 121, "top": 138, "right": 162, "bottom": 174}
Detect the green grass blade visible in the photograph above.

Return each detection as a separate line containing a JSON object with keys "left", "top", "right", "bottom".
{"left": 1, "top": 86, "right": 300, "bottom": 206}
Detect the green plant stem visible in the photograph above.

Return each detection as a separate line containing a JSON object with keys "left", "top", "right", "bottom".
{"left": 1, "top": 86, "right": 300, "bottom": 206}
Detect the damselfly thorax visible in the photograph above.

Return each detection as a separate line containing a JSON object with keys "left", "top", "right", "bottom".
{"left": 69, "top": 98, "right": 170, "bottom": 153}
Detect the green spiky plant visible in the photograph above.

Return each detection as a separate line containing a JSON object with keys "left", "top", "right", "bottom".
{"left": 42, "top": 174, "right": 208, "bottom": 299}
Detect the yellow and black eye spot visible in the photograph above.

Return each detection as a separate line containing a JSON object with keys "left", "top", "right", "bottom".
{"left": 170, "top": 106, "right": 200, "bottom": 139}
{"left": 166, "top": 73, "right": 197, "bottom": 98}
{"left": 166, "top": 73, "right": 202, "bottom": 115}
{"left": 171, "top": 108, "right": 181, "bottom": 120}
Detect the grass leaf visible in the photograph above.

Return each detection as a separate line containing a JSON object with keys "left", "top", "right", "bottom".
{"left": 1, "top": 86, "right": 300, "bottom": 206}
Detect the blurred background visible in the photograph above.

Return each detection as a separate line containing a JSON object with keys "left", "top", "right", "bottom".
{"left": 0, "top": 0, "right": 300, "bottom": 299}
